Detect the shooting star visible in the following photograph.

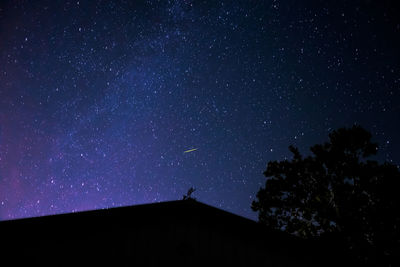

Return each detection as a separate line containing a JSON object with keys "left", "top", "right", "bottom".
{"left": 184, "top": 148, "right": 198, "bottom": 153}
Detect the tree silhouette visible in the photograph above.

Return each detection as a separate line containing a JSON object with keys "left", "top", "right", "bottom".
{"left": 252, "top": 125, "right": 400, "bottom": 265}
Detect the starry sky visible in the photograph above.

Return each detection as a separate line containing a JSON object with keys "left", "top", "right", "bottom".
{"left": 0, "top": 0, "right": 399, "bottom": 221}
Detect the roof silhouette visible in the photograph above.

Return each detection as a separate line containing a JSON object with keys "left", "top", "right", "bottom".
{"left": 0, "top": 199, "right": 318, "bottom": 266}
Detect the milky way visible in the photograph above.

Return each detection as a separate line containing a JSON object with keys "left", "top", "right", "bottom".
{"left": 0, "top": 0, "right": 399, "bottom": 220}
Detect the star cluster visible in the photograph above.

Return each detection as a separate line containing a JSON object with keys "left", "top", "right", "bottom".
{"left": 0, "top": 0, "right": 399, "bottom": 220}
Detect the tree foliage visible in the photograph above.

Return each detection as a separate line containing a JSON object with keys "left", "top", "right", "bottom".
{"left": 252, "top": 125, "right": 400, "bottom": 265}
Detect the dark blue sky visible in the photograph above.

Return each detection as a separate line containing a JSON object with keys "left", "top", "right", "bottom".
{"left": 0, "top": 0, "right": 399, "bottom": 220}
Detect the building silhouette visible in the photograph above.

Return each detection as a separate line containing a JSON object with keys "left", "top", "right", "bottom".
{"left": 0, "top": 199, "right": 335, "bottom": 266}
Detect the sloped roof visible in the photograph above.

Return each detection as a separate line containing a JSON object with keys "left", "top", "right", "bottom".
{"left": 0, "top": 199, "right": 299, "bottom": 247}
{"left": 0, "top": 199, "right": 318, "bottom": 266}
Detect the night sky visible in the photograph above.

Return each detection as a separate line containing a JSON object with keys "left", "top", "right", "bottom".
{"left": 0, "top": 0, "right": 399, "bottom": 221}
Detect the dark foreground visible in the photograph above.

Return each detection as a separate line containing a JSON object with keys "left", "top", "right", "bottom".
{"left": 0, "top": 200, "right": 356, "bottom": 266}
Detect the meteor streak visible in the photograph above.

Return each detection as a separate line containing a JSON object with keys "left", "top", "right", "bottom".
{"left": 184, "top": 148, "right": 198, "bottom": 153}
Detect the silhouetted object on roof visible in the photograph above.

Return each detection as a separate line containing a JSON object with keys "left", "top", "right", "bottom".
{"left": 252, "top": 125, "right": 400, "bottom": 266}
{"left": 182, "top": 187, "right": 196, "bottom": 200}
{"left": 0, "top": 200, "right": 322, "bottom": 266}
